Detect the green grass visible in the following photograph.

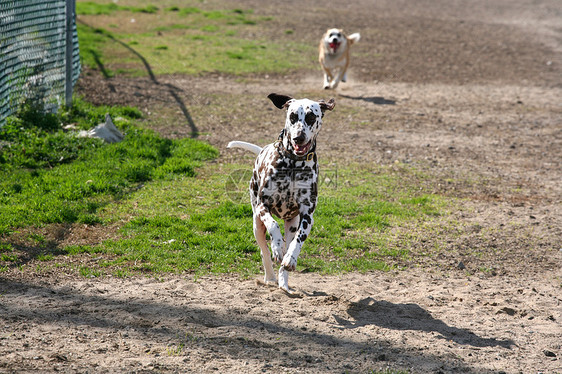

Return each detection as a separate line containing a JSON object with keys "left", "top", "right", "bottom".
{"left": 0, "top": 99, "right": 218, "bottom": 235}
{"left": 55, "top": 160, "right": 447, "bottom": 277}
{"left": 76, "top": 1, "right": 312, "bottom": 77}
{"left": 76, "top": 2, "right": 159, "bottom": 15}
{"left": 0, "top": 99, "right": 451, "bottom": 277}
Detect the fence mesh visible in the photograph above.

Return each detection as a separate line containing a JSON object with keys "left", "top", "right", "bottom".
{"left": 0, "top": 0, "right": 80, "bottom": 126}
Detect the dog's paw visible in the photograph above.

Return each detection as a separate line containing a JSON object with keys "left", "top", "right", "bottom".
{"left": 281, "top": 255, "right": 297, "bottom": 271}
{"left": 256, "top": 278, "right": 277, "bottom": 288}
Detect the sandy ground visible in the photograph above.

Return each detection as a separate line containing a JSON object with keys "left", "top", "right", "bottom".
{"left": 1, "top": 0, "right": 561, "bottom": 373}
{"left": 1, "top": 269, "right": 560, "bottom": 373}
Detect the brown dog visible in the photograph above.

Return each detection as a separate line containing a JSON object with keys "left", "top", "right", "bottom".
{"left": 319, "top": 28, "right": 360, "bottom": 89}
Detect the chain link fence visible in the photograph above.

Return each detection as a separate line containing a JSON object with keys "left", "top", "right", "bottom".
{"left": 0, "top": 0, "right": 80, "bottom": 127}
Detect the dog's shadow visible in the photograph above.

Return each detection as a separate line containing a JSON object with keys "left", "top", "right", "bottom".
{"left": 334, "top": 297, "right": 514, "bottom": 348}
{"left": 339, "top": 94, "right": 396, "bottom": 105}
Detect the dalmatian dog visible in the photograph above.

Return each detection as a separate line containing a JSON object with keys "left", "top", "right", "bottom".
{"left": 319, "top": 28, "right": 360, "bottom": 89}
{"left": 227, "top": 93, "right": 335, "bottom": 293}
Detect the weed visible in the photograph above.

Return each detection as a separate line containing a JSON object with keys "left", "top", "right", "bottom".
{"left": 134, "top": 5, "right": 158, "bottom": 14}
{"left": 1, "top": 254, "right": 18, "bottom": 262}
{"left": 0, "top": 243, "right": 13, "bottom": 253}
{"left": 37, "top": 253, "right": 54, "bottom": 262}
{"left": 113, "top": 269, "right": 130, "bottom": 278}
{"left": 79, "top": 266, "right": 101, "bottom": 278}
{"left": 166, "top": 343, "right": 185, "bottom": 356}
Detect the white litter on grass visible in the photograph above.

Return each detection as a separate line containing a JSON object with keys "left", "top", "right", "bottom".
{"left": 79, "top": 114, "right": 123, "bottom": 143}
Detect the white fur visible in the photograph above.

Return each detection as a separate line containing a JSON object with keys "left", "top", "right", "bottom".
{"left": 227, "top": 141, "right": 262, "bottom": 155}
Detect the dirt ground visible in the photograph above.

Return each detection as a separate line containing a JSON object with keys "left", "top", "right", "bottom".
{"left": 1, "top": 0, "right": 561, "bottom": 373}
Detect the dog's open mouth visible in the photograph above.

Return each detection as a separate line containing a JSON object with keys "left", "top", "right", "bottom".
{"left": 329, "top": 41, "right": 340, "bottom": 52}
{"left": 292, "top": 140, "right": 312, "bottom": 156}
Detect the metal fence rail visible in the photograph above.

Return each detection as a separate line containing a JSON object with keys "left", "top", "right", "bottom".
{"left": 0, "top": 0, "right": 80, "bottom": 126}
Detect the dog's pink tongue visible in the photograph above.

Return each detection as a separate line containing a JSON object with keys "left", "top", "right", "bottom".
{"left": 294, "top": 142, "right": 309, "bottom": 154}
{"left": 330, "top": 42, "right": 338, "bottom": 50}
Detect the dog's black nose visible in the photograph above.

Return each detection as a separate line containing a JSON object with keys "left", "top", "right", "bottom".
{"left": 293, "top": 131, "right": 306, "bottom": 145}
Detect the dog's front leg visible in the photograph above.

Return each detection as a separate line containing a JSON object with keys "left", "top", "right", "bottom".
{"left": 278, "top": 215, "right": 299, "bottom": 292}
{"left": 322, "top": 67, "right": 333, "bottom": 89}
{"left": 281, "top": 211, "right": 314, "bottom": 272}
{"left": 330, "top": 71, "right": 343, "bottom": 89}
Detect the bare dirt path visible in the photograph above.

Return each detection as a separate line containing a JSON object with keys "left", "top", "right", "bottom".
{"left": 1, "top": 0, "right": 561, "bottom": 373}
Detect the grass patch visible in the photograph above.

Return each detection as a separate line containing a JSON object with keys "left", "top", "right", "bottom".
{"left": 0, "top": 99, "right": 218, "bottom": 235}
{"left": 53, "top": 160, "right": 448, "bottom": 277}
{"left": 76, "top": 1, "right": 312, "bottom": 76}
{"left": 76, "top": 2, "right": 159, "bottom": 15}
{"left": 76, "top": 2, "right": 123, "bottom": 15}
{"left": 1, "top": 99, "right": 451, "bottom": 277}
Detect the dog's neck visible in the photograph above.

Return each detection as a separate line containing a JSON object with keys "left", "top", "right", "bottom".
{"left": 277, "top": 128, "right": 316, "bottom": 161}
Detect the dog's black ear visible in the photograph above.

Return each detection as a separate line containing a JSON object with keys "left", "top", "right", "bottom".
{"left": 319, "top": 98, "right": 335, "bottom": 112}
{"left": 268, "top": 93, "right": 293, "bottom": 109}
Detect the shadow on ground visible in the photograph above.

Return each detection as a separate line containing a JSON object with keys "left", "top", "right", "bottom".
{"left": 0, "top": 277, "right": 512, "bottom": 373}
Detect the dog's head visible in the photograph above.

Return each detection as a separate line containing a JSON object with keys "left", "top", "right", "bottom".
{"left": 323, "top": 28, "right": 347, "bottom": 54}
{"left": 268, "top": 93, "right": 335, "bottom": 158}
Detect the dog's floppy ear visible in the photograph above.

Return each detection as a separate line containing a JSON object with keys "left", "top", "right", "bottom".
{"left": 319, "top": 98, "right": 335, "bottom": 113}
{"left": 268, "top": 93, "right": 294, "bottom": 109}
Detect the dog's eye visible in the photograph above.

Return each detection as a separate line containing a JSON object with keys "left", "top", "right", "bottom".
{"left": 290, "top": 112, "right": 298, "bottom": 124}
{"left": 305, "top": 112, "right": 316, "bottom": 126}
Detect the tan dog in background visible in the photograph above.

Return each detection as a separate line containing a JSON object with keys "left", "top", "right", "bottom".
{"left": 319, "top": 28, "right": 360, "bottom": 89}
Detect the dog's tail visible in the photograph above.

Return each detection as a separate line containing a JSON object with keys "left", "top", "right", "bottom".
{"left": 227, "top": 141, "right": 262, "bottom": 155}
{"left": 348, "top": 33, "right": 360, "bottom": 45}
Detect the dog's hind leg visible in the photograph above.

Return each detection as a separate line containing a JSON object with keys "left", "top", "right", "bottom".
{"left": 253, "top": 214, "right": 276, "bottom": 285}
{"left": 254, "top": 204, "right": 285, "bottom": 261}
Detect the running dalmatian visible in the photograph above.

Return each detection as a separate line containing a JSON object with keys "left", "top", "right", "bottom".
{"left": 227, "top": 93, "right": 335, "bottom": 293}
